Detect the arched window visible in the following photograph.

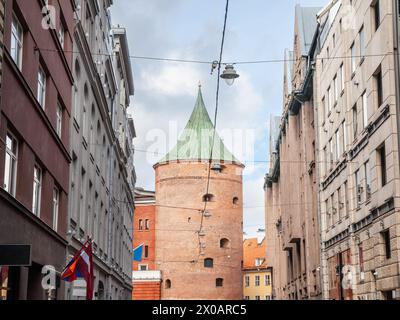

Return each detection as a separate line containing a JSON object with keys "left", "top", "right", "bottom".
{"left": 165, "top": 279, "right": 172, "bottom": 289}
{"left": 233, "top": 197, "right": 239, "bottom": 205}
{"left": 204, "top": 258, "right": 214, "bottom": 268}
{"left": 216, "top": 278, "right": 224, "bottom": 287}
{"left": 203, "top": 194, "right": 215, "bottom": 203}
{"left": 220, "top": 238, "right": 230, "bottom": 249}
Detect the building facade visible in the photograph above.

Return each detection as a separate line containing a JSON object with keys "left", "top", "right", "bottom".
{"left": 264, "top": 5, "right": 322, "bottom": 300}
{"left": 316, "top": 0, "right": 400, "bottom": 300}
{"left": 0, "top": 0, "right": 74, "bottom": 299}
{"left": 154, "top": 86, "right": 244, "bottom": 300}
{"left": 66, "top": 0, "right": 134, "bottom": 300}
{"left": 243, "top": 238, "right": 272, "bottom": 300}
{"left": 131, "top": 188, "right": 161, "bottom": 300}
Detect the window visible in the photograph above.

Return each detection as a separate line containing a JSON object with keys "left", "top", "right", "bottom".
{"left": 340, "top": 63, "right": 345, "bottom": 93}
{"left": 255, "top": 296, "right": 261, "bottom": 300}
{"left": 321, "top": 97, "right": 326, "bottom": 121}
{"left": 58, "top": 22, "right": 65, "bottom": 49}
{"left": 255, "top": 258, "right": 264, "bottom": 267}
{"left": 266, "top": 295, "right": 272, "bottom": 300}
{"left": 362, "top": 91, "right": 368, "bottom": 129}
{"left": 138, "top": 219, "right": 143, "bottom": 231}
{"left": 352, "top": 104, "right": 358, "bottom": 139}
{"left": 372, "top": 0, "right": 381, "bottom": 32}
{"left": 139, "top": 264, "right": 148, "bottom": 271}
{"left": 374, "top": 67, "right": 383, "bottom": 108}
{"left": 342, "top": 121, "right": 347, "bottom": 153}
{"left": 245, "top": 275, "right": 250, "bottom": 287}
{"left": 203, "top": 194, "right": 214, "bottom": 202}
{"left": 52, "top": 188, "right": 59, "bottom": 231}
{"left": 358, "top": 244, "right": 364, "bottom": 274}
{"left": 359, "top": 26, "right": 365, "bottom": 59}
{"left": 333, "top": 75, "right": 338, "bottom": 103}
{"left": 220, "top": 238, "right": 230, "bottom": 248}
{"left": 3, "top": 133, "right": 18, "bottom": 196}
{"left": 355, "top": 169, "right": 362, "bottom": 208}
{"left": 365, "top": 161, "right": 371, "bottom": 202}
{"left": 11, "top": 14, "right": 23, "bottom": 69}
{"left": 265, "top": 274, "right": 271, "bottom": 286}
{"left": 382, "top": 230, "right": 391, "bottom": 259}
{"left": 327, "top": 86, "right": 332, "bottom": 112}
{"left": 255, "top": 275, "right": 260, "bottom": 287}
{"left": 32, "top": 165, "right": 42, "bottom": 216}
{"left": 165, "top": 279, "right": 171, "bottom": 289}
{"left": 244, "top": 296, "right": 250, "bottom": 300}
{"left": 37, "top": 66, "right": 46, "bottom": 108}
{"left": 204, "top": 258, "right": 214, "bottom": 268}
{"left": 216, "top": 278, "right": 223, "bottom": 287}
{"left": 351, "top": 42, "right": 356, "bottom": 74}
{"left": 233, "top": 197, "right": 239, "bottom": 205}
{"left": 378, "top": 144, "right": 387, "bottom": 186}
{"left": 56, "top": 103, "right": 63, "bottom": 137}
{"left": 329, "top": 139, "right": 334, "bottom": 169}
{"left": 344, "top": 181, "right": 349, "bottom": 217}
{"left": 144, "top": 245, "right": 149, "bottom": 258}
{"left": 145, "top": 219, "right": 150, "bottom": 230}
{"left": 335, "top": 129, "right": 341, "bottom": 160}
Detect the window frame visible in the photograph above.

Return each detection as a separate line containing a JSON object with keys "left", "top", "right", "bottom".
{"left": 32, "top": 164, "right": 42, "bottom": 216}
{"left": 11, "top": 14, "right": 23, "bottom": 69}
{"left": 52, "top": 187, "right": 59, "bottom": 231}
{"left": 37, "top": 65, "right": 47, "bottom": 109}
{"left": 3, "top": 132, "right": 18, "bottom": 196}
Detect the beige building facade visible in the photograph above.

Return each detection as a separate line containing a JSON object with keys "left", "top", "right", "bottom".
{"left": 264, "top": 5, "right": 323, "bottom": 300}
{"left": 316, "top": 0, "right": 400, "bottom": 300}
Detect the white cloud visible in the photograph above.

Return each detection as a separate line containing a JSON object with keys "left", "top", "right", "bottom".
{"left": 141, "top": 62, "right": 203, "bottom": 97}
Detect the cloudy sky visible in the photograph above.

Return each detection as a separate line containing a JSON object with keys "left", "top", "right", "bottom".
{"left": 111, "top": 0, "right": 327, "bottom": 239}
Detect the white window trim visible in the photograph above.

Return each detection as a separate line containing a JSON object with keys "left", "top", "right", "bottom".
{"left": 56, "top": 103, "right": 63, "bottom": 137}
{"left": 11, "top": 14, "right": 23, "bottom": 69}
{"left": 32, "top": 164, "right": 42, "bottom": 217}
{"left": 4, "top": 132, "right": 18, "bottom": 196}
{"left": 52, "top": 188, "right": 59, "bottom": 231}
{"left": 37, "top": 66, "right": 46, "bottom": 109}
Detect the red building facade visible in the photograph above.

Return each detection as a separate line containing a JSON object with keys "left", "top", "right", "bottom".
{"left": 0, "top": 0, "right": 74, "bottom": 300}
{"left": 132, "top": 188, "right": 160, "bottom": 300}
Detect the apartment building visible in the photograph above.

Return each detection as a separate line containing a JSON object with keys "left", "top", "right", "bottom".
{"left": 67, "top": 0, "right": 134, "bottom": 300}
{"left": 0, "top": 0, "right": 74, "bottom": 299}
{"left": 264, "top": 5, "right": 322, "bottom": 300}
{"left": 316, "top": 0, "right": 400, "bottom": 300}
{"left": 131, "top": 188, "right": 161, "bottom": 300}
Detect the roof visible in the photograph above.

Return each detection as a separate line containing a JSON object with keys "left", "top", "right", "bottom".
{"left": 156, "top": 86, "right": 243, "bottom": 166}
{"left": 243, "top": 238, "right": 268, "bottom": 270}
{"left": 295, "top": 5, "right": 321, "bottom": 56}
{"left": 134, "top": 188, "right": 156, "bottom": 204}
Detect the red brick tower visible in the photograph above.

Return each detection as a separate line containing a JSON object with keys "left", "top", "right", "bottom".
{"left": 154, "top": 86, "right": 244, "bottom": 300}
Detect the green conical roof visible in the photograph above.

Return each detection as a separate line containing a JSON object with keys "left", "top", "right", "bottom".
{"left": 157, "top": 86, "right": 242, "bottom": 165}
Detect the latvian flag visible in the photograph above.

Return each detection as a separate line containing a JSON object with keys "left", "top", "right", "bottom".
{"left": 61, "top": 239, "right": 94, "bottom": 300}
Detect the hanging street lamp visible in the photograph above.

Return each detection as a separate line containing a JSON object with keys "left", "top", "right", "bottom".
{"left": 220, "top": 64, "right": 240, "bottom": 86}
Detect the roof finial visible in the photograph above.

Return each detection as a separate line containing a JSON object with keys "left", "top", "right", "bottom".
{"left": 198, "top": 81, "right": 202, "bottom": 88}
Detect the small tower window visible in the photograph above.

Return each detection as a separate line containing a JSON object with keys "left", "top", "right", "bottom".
{"left": 203, "top": 194, "right": 215, "bottom": 203}
{"left": 165, "top": 279, "right": 171, "bottom": 289}
{"left": 233, "top": 197, "right": 239, "bottom": 205}
{"left": 220, "top": 238, "right": 230, "bottom": 249}
{"left": 204, "top": 258, "right": 214, "bottom": 268}
{"left": 216, "top": 278, "right": 224, "bottom": 287}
